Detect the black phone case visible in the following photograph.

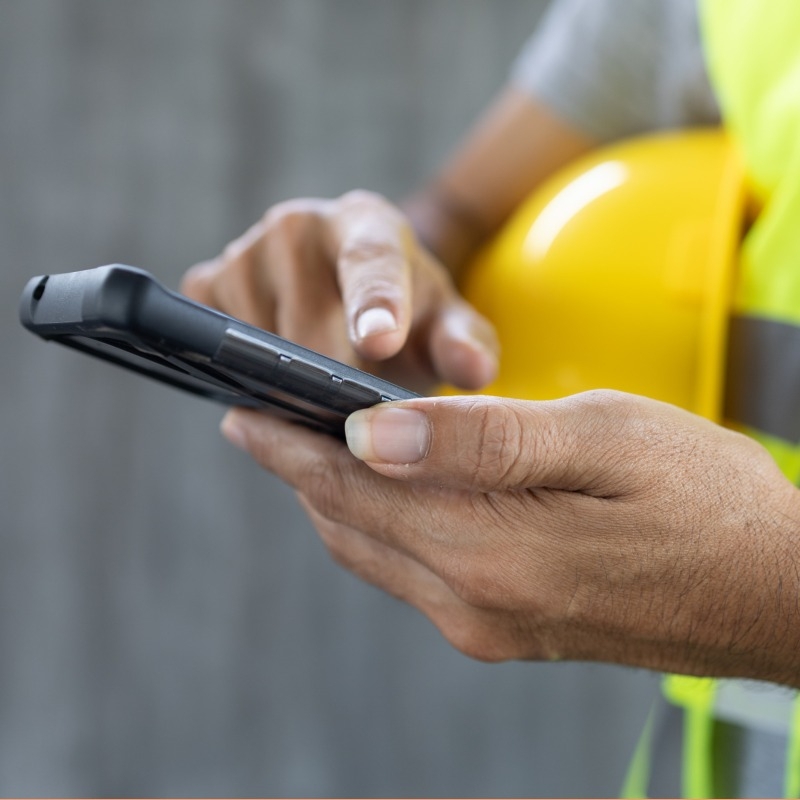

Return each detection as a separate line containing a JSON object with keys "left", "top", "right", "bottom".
{"left": 19, "top": 265, "right": 420, "bottom": 437}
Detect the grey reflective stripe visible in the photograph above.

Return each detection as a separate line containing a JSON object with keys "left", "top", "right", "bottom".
{"left": 725, "top": 314, "right": 800, "bottom": 442}
{"left": 646, "top": 698, "right": 684, "bottom": 798}
{"left": 650, "top": 696, "right": 789, "bottom": 796}
{"left": 743, "top": 730, "right": 793, "bottom": 798}
{"left": 715, "top": 721, "right": 788, "bottom": 798}
{"left": 715, "top": 680, "right": 797, "bottom": 735}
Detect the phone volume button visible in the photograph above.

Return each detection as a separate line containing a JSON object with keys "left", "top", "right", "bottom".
{"left": 274, "top": 354, "right": 297, "bottom": 385}
{"left": 284, "top": 357, "right": 331, "bottom": 395}
{"left": 216, "top": 327, "right": 280, "bottom": 379}
{"left": 340, "top": 379, "right": 382, "bottom": 408}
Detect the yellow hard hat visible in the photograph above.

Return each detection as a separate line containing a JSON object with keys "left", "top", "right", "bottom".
{"left": 460, "top": 129, "right": 745, "bottom": 423}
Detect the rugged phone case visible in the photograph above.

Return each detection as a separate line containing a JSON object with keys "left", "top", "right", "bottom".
{"left": 19, "top": 264, "right": 420, "bottom": 437}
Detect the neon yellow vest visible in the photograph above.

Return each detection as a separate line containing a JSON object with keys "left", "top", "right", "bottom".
{"left": 637, "top": 3, "right": 800, "bottom": 798}
{"left": 705, "top": 0, "right": 800, "bottom": 333}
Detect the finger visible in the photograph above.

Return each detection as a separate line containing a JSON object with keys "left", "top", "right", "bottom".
{"left": 297, "top": 494, "right": 453, "bottom": 611}
{"left": 180, "top": 219, "right": 276, "bottom": 329}
{"left": 220, "top": 408, "right": 465, "bottom": 565}
{"left": 297, "top": 497, "right": 534, "bottom": 662}
{"left": 256, "top": 200, "right": 380, "bottom": 360}
{"left": 344, "top": 390, "right": 664, "bottom": 495}
{"left": 327, "top": 191, "right": 413, "bottom": 362}
{"left": 180, "top": 258, "right": 218, "bottom": 306}
{"left": 428, "top": 299, "right": 500, "bottom": 390}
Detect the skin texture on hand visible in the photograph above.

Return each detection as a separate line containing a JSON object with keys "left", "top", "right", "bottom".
{"left": 221, "top": 390, "right": 800, "bottom": 688}
{"left": 181, "top": 190, "right": 499, "bottom": 393}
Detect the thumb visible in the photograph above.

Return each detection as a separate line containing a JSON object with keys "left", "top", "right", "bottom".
{"left": 344, "top": 392, "right": 635, "bottom": 494}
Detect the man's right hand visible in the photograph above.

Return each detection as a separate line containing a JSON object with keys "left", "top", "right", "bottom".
{"left": 180, "top": 190, "right": 499, "bottom": 392}
{"left": 181, "top": 87, "right": 595, "bottom": 391}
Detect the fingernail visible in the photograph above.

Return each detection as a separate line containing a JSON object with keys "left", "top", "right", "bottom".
{"left": 356, "top": 307, "right": 398, "bottom": 340}
{"left": 345, "top": 407, "right": 430, "bottom": 464}
{"left": 220, "top": 411, "right": 248, "bottom": 451}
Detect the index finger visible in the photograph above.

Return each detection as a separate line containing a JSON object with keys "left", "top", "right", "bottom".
{"left": 326, "top": 191, "right": 414, "bottom": 361}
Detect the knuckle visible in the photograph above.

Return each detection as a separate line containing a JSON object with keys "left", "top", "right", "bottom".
{"left": 567, "top": 388, "right": 643, "bottom": 448}
{"left": 459, "top": 565, "right": 504, "bottom": 610}
{"left": 221, "top": 239, "right": 244, "bottom": 264}
{"left": 338, "top": 188, "right": 388, "bottom": 211}
{"left": 435, "top": 556, "right": 553, "bottom": 663}
{"left": 180, "top": 261, "right": 215, "bottom": 297}
{"left": 468, "top": 402, "right": 526, "bottom": 490}
{"left": 338, "top": 239, "right": 408, "bottom": 307}
{"left": 339, "top": 236, "right": 402, "bottom": 269}
{"left": 574, "top": 388, "right": 632, "bottom": 414}
{"left": 438, "top": 550, "right": 507, "bottom": 611}
{"left": 262, "top": 200, "right": 316, "bottom": 237}
{"left": 337, "top": 190, "right": 410, "bottom": 238}
{"left": 439, "top": 616, "right": 508, "bottom": 663}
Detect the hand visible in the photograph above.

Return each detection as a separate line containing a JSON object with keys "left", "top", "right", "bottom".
{"left": 181, "top": 190, "right": 499, "bottom": 391}
{"left": 220, "top": 390, "right": 800, "bottom": 686}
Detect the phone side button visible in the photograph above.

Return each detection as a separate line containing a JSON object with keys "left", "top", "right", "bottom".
{"left": 340, "top": 379, "right": 383, "bottom": 409}
{"left": 216, "top": 327, "right": 281, "bottom": 380}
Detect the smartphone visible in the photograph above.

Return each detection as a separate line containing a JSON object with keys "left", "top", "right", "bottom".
{"left": 19, "top": 264, "right": 419, "bottom": 437}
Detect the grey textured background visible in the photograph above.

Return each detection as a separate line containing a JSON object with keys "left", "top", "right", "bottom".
{"left": 1, "top": 1, "right": 657, "bottom": 795}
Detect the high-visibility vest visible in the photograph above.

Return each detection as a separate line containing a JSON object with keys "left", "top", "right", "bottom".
{"left": 627, "top": 2, "right": 800, "bottom": 797}
{"left": 702, "top": 1, "right": 800, "bottom": 458}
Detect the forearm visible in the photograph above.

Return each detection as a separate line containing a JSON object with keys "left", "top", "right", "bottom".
{"left": 403, "top": 86, "right": 596, "bottom": 280}
{"left": 402, "top": 186, "right": 490, "bottom": 280}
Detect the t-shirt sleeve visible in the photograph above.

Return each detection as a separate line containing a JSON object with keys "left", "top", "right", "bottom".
{"left": 511, "top": 0, "right": 720, "bottom": 142}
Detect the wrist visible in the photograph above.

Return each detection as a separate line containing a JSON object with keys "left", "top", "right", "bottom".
{"left": 401, "top": 186, "right": 492, "bottom": 279}
{"left": 750, "top": 479, "right": 800, "bottom": 686}
{"left": 549, "top": 426, "right": 800, "bottom": 687}
{"left": 657, "top": 465, "right": 800, "bottom": 686}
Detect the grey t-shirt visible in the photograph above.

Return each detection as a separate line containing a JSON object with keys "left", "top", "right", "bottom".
{"left": 510, "top": 0, "right": 720, "bottom": 141}
{"left": 509, "top": 1, "right": 794, "bottom": 796}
